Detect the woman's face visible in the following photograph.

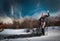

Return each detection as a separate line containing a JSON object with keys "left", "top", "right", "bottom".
{"left": 41, "top": 13, "right": 45, "bottom": 17}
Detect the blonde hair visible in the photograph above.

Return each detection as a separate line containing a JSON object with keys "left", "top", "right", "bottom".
{"left": 41, "top": 13, "right": 45, "bottom": 17}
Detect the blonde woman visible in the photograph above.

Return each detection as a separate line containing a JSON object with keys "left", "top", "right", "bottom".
{"left": 39, "top": 12, "right": 50, "bottom": 35}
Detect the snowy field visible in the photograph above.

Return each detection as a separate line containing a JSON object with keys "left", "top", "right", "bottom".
{"left": 0, "top": 29, "right": 31, "bottom": 35}
{"left": 0, "top": 26, "right": 60, "bottom": 41}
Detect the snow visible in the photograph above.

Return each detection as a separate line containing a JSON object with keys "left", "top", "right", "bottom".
{"left": 0, "top": 26, "right": 60, "bottom": 41}
{"left": 0, "top": 29, "right": 31, "bottom": 35}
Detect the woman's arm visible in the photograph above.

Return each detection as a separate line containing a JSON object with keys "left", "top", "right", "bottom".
{"left": 45, "top": 13, "right": 50, "bottom": 17}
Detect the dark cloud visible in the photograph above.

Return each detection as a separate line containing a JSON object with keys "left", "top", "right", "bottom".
{"left": 0, "top": 0, "right": 60, "bottom": 17}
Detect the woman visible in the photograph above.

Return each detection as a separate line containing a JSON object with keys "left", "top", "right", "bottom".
{"left": 39, "top": 12, "right": 50, "bottom": 35}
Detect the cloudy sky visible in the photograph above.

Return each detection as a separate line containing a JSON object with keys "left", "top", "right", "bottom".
{"left": 0, "top": 0, "right": 60, "bottom": 19}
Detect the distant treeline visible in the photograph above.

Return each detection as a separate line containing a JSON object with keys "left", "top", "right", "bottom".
{"left": 0, "top": 16, "right": 60, "bottom": 29}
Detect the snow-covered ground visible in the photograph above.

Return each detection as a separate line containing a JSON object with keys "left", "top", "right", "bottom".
{"left": 0, "top": 26, "right": 60, "bottom": 41}
{"left": 0, "top": 29, "right": 31, "bottom": 35}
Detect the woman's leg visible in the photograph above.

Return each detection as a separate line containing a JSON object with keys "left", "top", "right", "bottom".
{"left": 41, "top": 22, "right": 45, "bottom": 35}
{"left": 42, "top": 28, "right": 45, "bottom": 35}
{"left": 42, "top": 22, "right": 45, "bottom": 28}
